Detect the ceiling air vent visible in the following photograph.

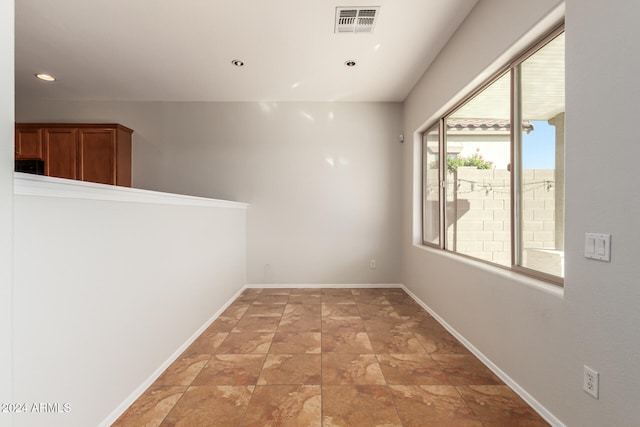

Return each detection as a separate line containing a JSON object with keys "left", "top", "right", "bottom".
{"left": 335, "top": 7, "right": 380, "bottom": 33}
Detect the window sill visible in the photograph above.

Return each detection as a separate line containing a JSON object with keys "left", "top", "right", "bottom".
{"left": 412, "top": 243, "right": 564, "bottom": 299}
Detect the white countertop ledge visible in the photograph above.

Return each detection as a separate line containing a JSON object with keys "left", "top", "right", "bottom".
{"left": 13, "top": 172, "right": 248, "bottom": 209}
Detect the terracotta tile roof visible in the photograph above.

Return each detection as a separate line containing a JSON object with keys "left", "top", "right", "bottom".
{"left": 447, "top": 119, "right": 534, "bottom": 133}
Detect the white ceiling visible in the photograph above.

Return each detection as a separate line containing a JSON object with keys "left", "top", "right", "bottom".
{"left": 15, "top": 0, "right": 479, "bottom": 102}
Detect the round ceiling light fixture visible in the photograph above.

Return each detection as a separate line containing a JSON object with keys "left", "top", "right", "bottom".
{"left": 344, "top": 60, "right": 357, "bottom": 67}
{"left": 231, "top": 59, "right": 245, "bottom": 67}
{"left": 35, "top": 73, "right": 56, "bottom": 82}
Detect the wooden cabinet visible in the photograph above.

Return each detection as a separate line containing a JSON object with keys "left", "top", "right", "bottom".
{"left": 15, "top": 123, "right": 133, "bottom": 187}
{"left": 15, "top": 126, "right": 44, "bottom": 160}
{"left": 44, "top": 127, "right": 78, "bottom": 180}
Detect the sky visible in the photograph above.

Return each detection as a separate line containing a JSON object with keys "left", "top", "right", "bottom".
{"left": 522, "top": 120, "right": 556, "bottom": 169}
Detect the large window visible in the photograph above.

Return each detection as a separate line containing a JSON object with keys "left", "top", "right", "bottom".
{"left": 422, "top": 27, "right": 565, "bottom": 284}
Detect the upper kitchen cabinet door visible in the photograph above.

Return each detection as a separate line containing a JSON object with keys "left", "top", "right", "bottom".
{"left": 15, "top": 126, "right": 44, "bottom": 160}
{"left": 44, "top": 128, "right": 78, "bottom": 180}
{"left": 78, "top": 128, "right": 117, "bottom": 185}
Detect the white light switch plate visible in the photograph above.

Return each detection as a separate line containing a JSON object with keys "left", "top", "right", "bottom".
{"left": 585, "top": 233, "right": 611, "bottom": 262}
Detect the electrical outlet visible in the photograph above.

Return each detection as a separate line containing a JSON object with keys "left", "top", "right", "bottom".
{"left": 583, "top": 365, "right": 599, "bottom": 399}
{"left": 370, "top": 260, "right": 376, "bottom": 269}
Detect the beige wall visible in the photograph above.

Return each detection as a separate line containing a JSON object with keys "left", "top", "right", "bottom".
{"left": 16, "top": 101, "right": 404, "bottom": 285}
{"left": 403, "top": 0, "right": 640, "bottom": 426}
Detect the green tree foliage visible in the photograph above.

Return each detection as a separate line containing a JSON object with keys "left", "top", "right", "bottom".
{"left": 446, "top": 153, "right": 493, "bottom": 172}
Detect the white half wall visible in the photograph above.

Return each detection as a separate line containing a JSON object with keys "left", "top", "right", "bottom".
{"left": 0, "top": 0, "right": 14, "bottom": 425}
{"left": 12, "top": 175, "right": 247, "bottom": 427}
{"left": 15, "top": 101, "right": 404, "bottom": 285}
{"left": 403, "top": 0, "right": 640, "bottom": 426}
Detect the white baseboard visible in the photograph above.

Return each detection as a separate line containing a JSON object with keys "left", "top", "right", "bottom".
{"left": 246, "top": 283, "right": 404, "bottom": 289}
{"left": 400, "top": 285, "right": 565, "bottom": 427}
{"left": 98, "top": 286, "right": 247, "bottom": 427}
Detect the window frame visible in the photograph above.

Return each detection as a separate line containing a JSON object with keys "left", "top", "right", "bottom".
{"left": 421, "top": 121, "right": 444, "bottom": 249}
{"left": 421, "top": 23, "right": 565, "bottom": 286}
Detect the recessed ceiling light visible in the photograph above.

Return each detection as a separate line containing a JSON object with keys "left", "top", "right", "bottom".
{"left": 35, "top": 73, "right": 56, "bottom": 82}
{"left": 231, "top": 59, "right": 244, "bottom": 67}
{"left": 344, "top": 60, "right": 357, "bottom": 67}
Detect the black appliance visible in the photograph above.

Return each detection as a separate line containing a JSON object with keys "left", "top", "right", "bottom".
{"left": 15, "top": 159, "right": 45, "bottom": 175}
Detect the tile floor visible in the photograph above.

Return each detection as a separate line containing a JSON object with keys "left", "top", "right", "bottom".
{"left": 113, "top": 288, "right": 549, "bottom": 426}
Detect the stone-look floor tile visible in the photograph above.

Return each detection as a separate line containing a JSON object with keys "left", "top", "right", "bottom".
{"left": 112, "top": 385, "right": 185, "bottom": 427}
{"left": 412, "top": 328, "right": 470, "bottom": 354}
{"left": 386, "top": 298, "right": 414, "bottom": 307}
{"left": 388, "top": 296, "right": 421, "bottom": 307}
{"left": 278, "top": 315, "right": 322, "bottom": 333}
{"left": 235, "top": 292, "right": 260, "bottom": 304}
{"left": 357, "top": 303, "right": 408, "bottom": 322}
{"left": 431, "top": 354, "right": 503, "bottom": 385}
{"left": 215, "top": 332, "right": 274, "bottom": 354}
{"left": 350, "top": 288, "right": 385, "bottom": 296}
{"left": 367, "top": 331, "right": 427, "bottom": 354}
{"left": 352, "top": 294, "right": 390, "bottom": 305}
{"left": 322, "top": 317, "right": 365, "bottom": 332}
{"left": 117, "top": 288, "right": 546, "bottom": 426}
{"left": 290, "top": 288, "right": 322, "bottom": 296}
{"left": 391, "top": 305, "right": 428, "bottom": 318}
{"left": 356, "top": 302, "right": 395, "bottom": 316}
{"left": 253, "top": 294, "right": 290, "bottom": 305}
{"left": 322, "top": 354, "right": 386, "bottom": 385}
{"left": 160, "top": 385, "right": 254, "bottom": 427}
{"left": 386, "top": 293, "right": 417, "bottom": 303}
{"left": 153, "top": 354, "right": 210, "bottom": 386}
{"left": 407, "top": 318, "right": 470, "bottom": 353}
{"left": 204, "top": 316, "right": 238, "bottom": 332}
{"left": 241, "top": 385, "right": 321, "bottom": 427}
{"left": 376, "top": 354, "right": 450, "bottom": 385}
{"left": 191, "top": 354, "right": 266, "bottom": 385}
{"left": 362, "top": 318, "right": 410, "bottom": 333}
{"left": 322, "top": 330, "right": 374, "bottom": 353}
{"left": 231, "top": 316, "right": 281, "bottom": 333}
{"left": 389, "top": 385, "right": 483, "bottom": 427}
{"left": 393, "top": 304, "right": 430, "bottom": 318}
{"left": 404, "top": 315, "right": 441, "bottom": 330}
{"left": 283, "top": 303, "right": 322, "bottom": 317}
{"left": 260, "top": 288, "right": 293, "bottom": 295}
{"left": 288, "top": 294, "right": 322, "bottom": 305}
{"left": 322, "top": 294, "right": 356, "bottom": 305}
{"left": 244, "top": 303, "right": 285, "bottom": 318}
{"left": 182, "top": 332, "right": 229, "bottom": 356}
{"left": 322, "top": 304, "right": 360, "bottom": 317}
{"left": 381, "top": 288, "right": 409, "bottom": 296}
{"left": 258, "top": 354, "right": 321, "bottom": 385}
{"left": 457, "top": 385, "right": 550, "bottom": 426}
{"left": 322, "top": 385, "right": 402, "bottom": 427}
{"left": 270, "top": 332, "right": 321, "bottom": 354}
{"left": 322, "top": 288, "right": 354, "bottom": 296}
{"left": 220, "top": 303, "right": 250, "bottom": 320}
{"left": 240, "top": 288, "right": 263, "bottom": 297}
{"left": 234, "top": 296, "right": 258, "bottom": 305}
